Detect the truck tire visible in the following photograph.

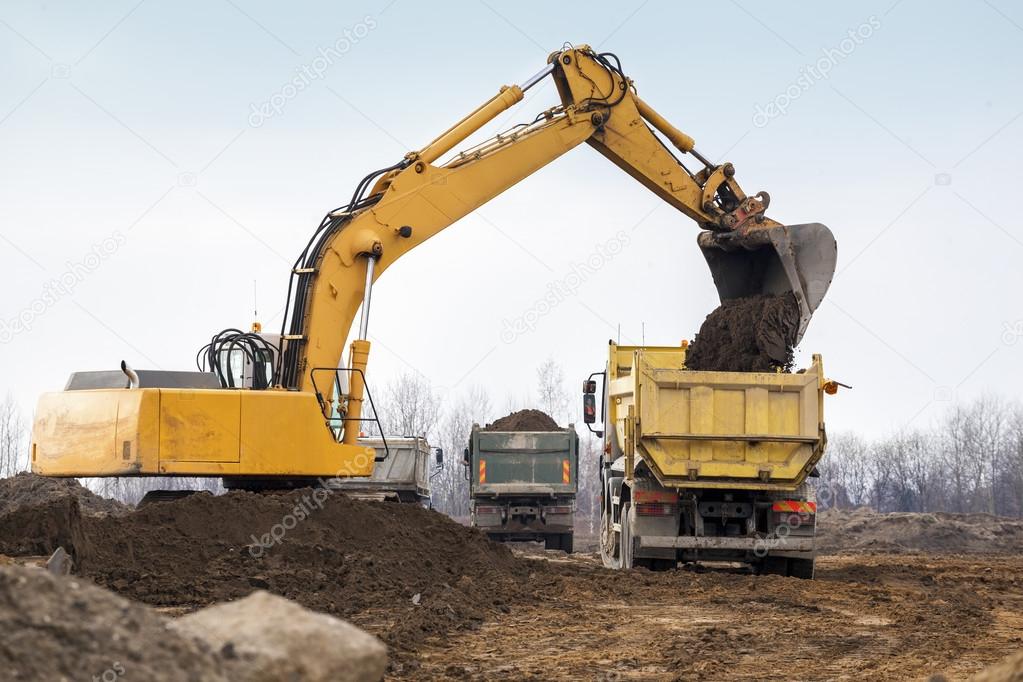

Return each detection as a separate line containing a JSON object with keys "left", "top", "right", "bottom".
{"left": 599, "top": 506, "right": 622, "bottom": 569}
{"left": 621, "top": 502, "right": 634, "bottom": 569}
{"left": 788, "top": 557, "right": 815, "bottom": 579}
{"left": 560, "top": 533, "right": 573, "bottom": 554}
{"left": 759, "top": 556, "right": 788, "bottom": 576}
{"left": 544, "top": 535, "right": 561, "bottom": 551}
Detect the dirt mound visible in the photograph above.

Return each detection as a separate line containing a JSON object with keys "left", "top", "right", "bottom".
{"left": 0, "top": 492, "right": 91, "bottom": 562}
{"left": 0, "top": 472, "right": 127, "bottom": 517}
{"left": 0, "top": 565, "right": 226, "bottom": 681}
{"left": 817, "top": 506, "right": 1023, "bottom": 554}
{"left": 686, "top": 294, "right": 799, "bottom": 372}
{"left": 0, "top": 473, "right": 125, "bottom": 562}
{"left": 485, "top": 409, "right": 560, "bottom": 431}
{"left": 69, "top": 489, "right": 535, "bottom": 655}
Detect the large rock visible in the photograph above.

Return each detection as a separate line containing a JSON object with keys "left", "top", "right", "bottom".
{"left": 170, "top": 591, "right": 388, "bottom": 682}
{"left": 0, "top": 565, "right": 226, "bottom": 681}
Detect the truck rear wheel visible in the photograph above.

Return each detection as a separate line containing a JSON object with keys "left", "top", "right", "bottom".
{"left": 620, "top": 502, "right": 634, "bottom": 569}
{"left": 788, "top": 557, "right": 815, "bottom": 579}
{"left": 599, "top": 505, "right": 621, "bottom": 569}
{"left": 560, "top": 533, "right": 573, "bottom": 554}
{"left": 758, "top": 556, "right": 815, "bottom": 579}
{"left": 544, "top": 535, "right": 561, "bottom": 551}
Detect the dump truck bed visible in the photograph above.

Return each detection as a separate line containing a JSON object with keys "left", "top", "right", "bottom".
{"left": 608, "top": 345, "right": 825, "bottom": 492}
{"left": 331, "top": 436, "right": 431, "bottom": 502}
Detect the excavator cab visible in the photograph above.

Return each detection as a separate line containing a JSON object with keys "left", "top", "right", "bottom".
{"left": 698, "top": 222, "right": 837, "bottom": 343}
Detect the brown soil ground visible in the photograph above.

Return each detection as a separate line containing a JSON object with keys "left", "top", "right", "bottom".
{"left": 409, "top": 550, "right": 1023, "bottom": 681}
{"left": 484, "top": 409, "right": 561, "bottom": 431}
{"left": 686, "top": 293, "right": 799, "bottom": 372}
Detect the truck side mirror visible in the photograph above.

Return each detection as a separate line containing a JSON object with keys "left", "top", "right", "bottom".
{"left": 463, "top": 447, "right": 470, "bottom": 464}
{"left": 583, "top": 393, "right": 597, "bottom": 424}
{"left": 583, "top": 379, "right": 596, "bottom": 394}
{"left": 435, "top": 448, "right": 444, "bottom": 465}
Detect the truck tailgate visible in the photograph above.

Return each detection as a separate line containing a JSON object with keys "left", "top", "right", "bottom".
{"left": 474, "top": 431, "right": 576, "bottom": 495}
{"left": 615, "top": 348, "right": 825, "bottom": 490}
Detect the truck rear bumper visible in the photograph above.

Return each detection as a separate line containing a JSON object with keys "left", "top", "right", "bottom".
{"left": 638, "top": 535, "right": 814, "bottom": 552}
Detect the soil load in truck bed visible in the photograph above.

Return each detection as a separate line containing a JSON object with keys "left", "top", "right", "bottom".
{"left": 483, "top": 409, "right": 560, "bottom": 431}
{"left": 685, "top": 293, "right": 800, "bottom": 372}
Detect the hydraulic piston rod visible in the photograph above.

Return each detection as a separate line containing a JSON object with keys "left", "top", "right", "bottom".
{"left": 343, "top": 255, "right": 377, "bottom": 446}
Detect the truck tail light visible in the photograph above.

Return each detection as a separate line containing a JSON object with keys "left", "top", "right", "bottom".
{"left": 545, "top": 506, "right": 572, "bottom": 515}
{"left": 771, "top": 501, "right": 816, "bottom": 514}
{"left": 475, "top": 506, "right": 502, "bottom": 515}
{"left": 633, "top": 490, "right": 679, "bottom": 505}
{"left": 636, "top": 503, "right": 676, "bottom": 516}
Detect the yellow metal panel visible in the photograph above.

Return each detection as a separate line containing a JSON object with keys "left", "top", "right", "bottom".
{"left": 744, "top": 388, "right": 769, "bottom": 464}
{"left": 33, "top": 388, "right": 377, "bottom": 479}
{"left": 237, "top": 390, "right": 375, "bottom": 477}
{"left": 712, "top": 389, "right": 744, "bottom": 462}
{"left": 31, "top": 389, "right": 160, "bottom": 476}
{"left": 159, "top": 390, "right": 240, "bottom": 463}
{"left": 689, "top": 386, "right": 714, "bottom": 462}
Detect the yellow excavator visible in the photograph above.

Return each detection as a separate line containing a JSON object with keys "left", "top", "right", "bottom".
{"left": 30, "top": 45, "right": 836, "bottom": 487}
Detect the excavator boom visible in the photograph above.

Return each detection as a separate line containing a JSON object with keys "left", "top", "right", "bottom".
{"left": 30, "top": 45, "right": 835, "bottom": 481}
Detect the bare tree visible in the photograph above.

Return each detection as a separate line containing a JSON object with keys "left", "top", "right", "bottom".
{"left": 536, "top": 357, "right": 569, "bottom": 423}
{"left": 379, "top": 372, "right": 441, "bottom": 438}
{"left": 432, "top": 385, "right": 492, "bottom": 518}
{"left": 0, "top": 393, "right": 27, "bottom": 478}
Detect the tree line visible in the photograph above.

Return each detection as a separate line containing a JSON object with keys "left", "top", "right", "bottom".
{"left": 819, "top": 395, "right": 1023, "bottom": 517}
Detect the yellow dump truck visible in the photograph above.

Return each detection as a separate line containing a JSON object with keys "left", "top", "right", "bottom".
{"left": 584, "top": 343, "right": 834, "bottom": 578}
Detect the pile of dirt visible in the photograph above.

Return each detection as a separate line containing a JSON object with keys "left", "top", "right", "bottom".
{"left": 817, "top": 506, "right": 1023, "bottom": 554}
{"left": 0, "top": 472, "right": 127, "bottom": 517}
{"left": 0, "top": 565, "right": 226, "bottom": 681}
{"left": 484, "top": 409, "right": 561, "bottom": 431}
{"left": 0, "top": 473, "right": 127, "bottom": 561}
{"left": 686, "top": 293, "right": 799, "bottom": 372}
{"left": 67, "top": 489, "right": 537, "bottom": 656}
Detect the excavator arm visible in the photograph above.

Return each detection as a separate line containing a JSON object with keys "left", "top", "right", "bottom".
{"left": 30, "top": 45, "right": 835, "bottom": 481}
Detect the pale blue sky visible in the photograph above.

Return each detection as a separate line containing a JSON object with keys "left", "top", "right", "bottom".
{"left": 2, "top": 0, "right": 1022, "bottom": 437}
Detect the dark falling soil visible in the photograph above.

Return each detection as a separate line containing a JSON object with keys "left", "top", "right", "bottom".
{"left": 685, "top": 293, "right": 800, "bottom": 372}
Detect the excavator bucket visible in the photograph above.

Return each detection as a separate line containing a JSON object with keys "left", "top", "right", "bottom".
{"left": 697, "top": 222, "right": 837, "bottom": 343}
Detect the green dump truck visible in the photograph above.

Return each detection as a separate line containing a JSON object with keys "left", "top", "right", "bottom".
{"left": 466, "top": 423, "right": 579, "bottom": 552}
